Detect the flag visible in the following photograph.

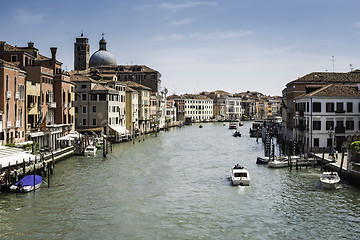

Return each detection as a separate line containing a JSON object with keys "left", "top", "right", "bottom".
{"left": 40, "top": 115, "right": 46, "bottom": 132}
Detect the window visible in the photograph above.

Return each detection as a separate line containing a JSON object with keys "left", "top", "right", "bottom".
{"left": 326, "top": 102, "right": 334, "bottom": 112}
{"left": 82, "top": 106, "right": 86, "bottom": 113}
{"left": 75, "top": 107, "right": 78, "bottom": 113}
{"left": 326, "top": 121, "right": 334, "bottom": 130}
{"left": 6, "top": 75, "right": 9, "bottom": 91}
{"left": 313, "top": 102, "right": 321, "bottom": 112}
{"left": 346, "top": 120, "right": 354, "bottom": 130}
{"left": 82, "top": 118, "right": 87, "bottom": 126}
{"left": 92, "top": 118, "right": 97, "bottom": 125}
{"left": 92, "top": 106, "right": 96, "bottom": 112}
{"left": 11, "top": 55, "right": 18, "bottom": 62}
{"left": 82, "top": 94, "right": 87, "bottom": 101}
{"left": 81, "top": 84, "right": 86, "bottom": 88}
{"left": 347, "top": 102, "right": 353, "bottom": 112}
{"left": 314, "top": 138, "right": 319, "bottom": 147}
{"left": 336, "top": 102, "right": 344, "bottom": 112}
{"left": 99, "top": 94, "right": 106, "bottom": 101}
{"left": 91, "top": 94, "right": 97, "bottom": 101}
{"left": 313, "top": 120, "right": 321, "bottom": 130}
{"left": 336, "top": 120, "right": 344, "bottom": 128}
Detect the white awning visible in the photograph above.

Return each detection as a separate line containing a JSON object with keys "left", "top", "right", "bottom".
{"left": 29, "top": 132, "right": 44, "bottom": 137}
{"left": 109, "top": 125, "right": 129, "bottom": 135}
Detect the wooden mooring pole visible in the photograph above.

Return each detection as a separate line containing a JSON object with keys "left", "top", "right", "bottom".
{"left": 339, "top": 148, "right": 345, "bottom": 174}
{"left": 321, "top": 147, "right": 325, "bottom": 171}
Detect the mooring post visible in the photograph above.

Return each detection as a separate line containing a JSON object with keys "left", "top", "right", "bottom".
{"left": 321, "top": 147, "right": 325, "bottom": 171}
{"left": 23, "top": 159, "right": 25, "bottom": 177}
{"left": 47, "top": 162, "right": 50, "bottom": 188}
{"left": 339, "top": 148, "right": 345, "bottom": 174}
{"left": 33, "top": 161, "right": 36, "bottom": 193}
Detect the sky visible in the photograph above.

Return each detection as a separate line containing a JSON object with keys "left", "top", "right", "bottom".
{"left": 1, "top": 0, "right": 360, "bottom": 96}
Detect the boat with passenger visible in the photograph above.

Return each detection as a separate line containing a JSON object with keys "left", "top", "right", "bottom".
{"left": 320, "top": 172, "right": 340, "bottom": 189}
{"left": 231, "top": 164, "right": 250, "bottom": 186}
{"left": 233, "top": 130, "right": 241, "bottom": 137}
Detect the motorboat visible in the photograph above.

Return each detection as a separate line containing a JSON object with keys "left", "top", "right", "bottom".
{"left": 267, "top": 156, "right": 300, "bottom": 168}
{"left": 231, "top": 165, "right": 250, "bottom": 186}
{"left": 84, "top": 145, "right": 97, "bottom": 156}
{"left": 199, "top": 125, "right": 203, "bottom": 128}
{"left": 229, "top": 122, "right": 238, "bottom": 129}
{"left": 256, "top": 156, "right": 271, "bottom": 164}
{"left": 10, "top": 175, "right": 42, "bottom": 192}
{"left": 320, "top": 172, "right": 340, "bottom": 189}
{"left": 233, "top": 131, "right": 241, "bottom": 137}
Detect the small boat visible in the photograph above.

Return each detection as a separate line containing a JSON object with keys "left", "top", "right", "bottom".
{"left": 239, "top": 122, "right": 244, "bottom": 126}
{"left": 10, "top": 175, "right": 42, "bottom": 192}
{"left": 229, "top": 122, "right": 238, "bottom": 129}
{"left": 84, "top": 145, "right": 97, "bottom": 155}
{"left": 233, "top": 131, "right": 241, "bottom": 137}
{"left": 199, "top": 125, "right": 203, "bottom": 128}
{"left": 256, "top": 156, "right": 271, "bottom": 164}
{"left": 320, "top": 172, "right": 340, "bottom": 189}
{"left": 231, "top": 164, "right": 250, "bottom": 186}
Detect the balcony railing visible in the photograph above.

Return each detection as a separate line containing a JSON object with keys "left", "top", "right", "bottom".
{"left": 6, "top": 91, "right": 11, "bottom": 99}
{"left": 335, "top": 109, "right": 345, "bottom": 113}
{"left": 15, "top": 120, "right": 20, "bottom": 128}
{"left": 7, "top": 121, "right": 11, "bottom": 129}
{"left": 47, "top": 102, "right": 57, "bottom": 108}
{"left": 15, "top": 92, "right": 20, "bottom": 100}
{"left": 63, "top": 102, "right": 68, "bottom": 109}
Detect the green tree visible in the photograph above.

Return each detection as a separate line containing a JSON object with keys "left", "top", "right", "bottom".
{"left": 350, "top": 141, "right": 360, "bottom": 163}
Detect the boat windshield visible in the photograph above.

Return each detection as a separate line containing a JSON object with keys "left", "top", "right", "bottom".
{"left": 234, "top": 173, "right": 247, "bottom": 178}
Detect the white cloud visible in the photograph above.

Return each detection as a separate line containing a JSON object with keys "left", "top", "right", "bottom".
{"left": 168, "top": 18, "right": 194, "bottom": 26}
{"left": 14, "top": 9, "right": 45, "bottom": 24}
{"left": 159, "top": 1, "right": 217, "bottom": 11}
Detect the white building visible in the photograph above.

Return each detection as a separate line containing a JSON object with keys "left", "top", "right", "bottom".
{"left": 182, "top": 94, "right": 213, "bottom": 121}
{"left": 225, "top": 95, "right": 242, "bottom": 120}
{"left": 295, "top": 84, "right": 360, "bottom": 153}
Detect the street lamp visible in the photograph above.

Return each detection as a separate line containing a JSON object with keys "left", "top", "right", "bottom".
{"left": 328, "top": 127, "right": 334, "bottom": 157}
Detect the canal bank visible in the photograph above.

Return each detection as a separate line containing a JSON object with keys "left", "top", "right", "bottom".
{"left": 1, "top": 122, "right": 359, "bottom": 239}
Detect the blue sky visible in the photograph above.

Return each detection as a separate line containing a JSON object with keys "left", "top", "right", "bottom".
{"left": 1, "top": 0, "right": 360, "bottom": 96}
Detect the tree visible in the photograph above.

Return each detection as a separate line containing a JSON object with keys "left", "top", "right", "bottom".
{"left": 350, "top": 141, "right": 360, "bottom": 163}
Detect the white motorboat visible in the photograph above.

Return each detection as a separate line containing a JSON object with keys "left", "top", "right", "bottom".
{"left": 267, "top": 156, "right": 300, "bottom": 168}
{"left": 229, "top": 122, "right": 238, "bottom": 129}
{"left": 10, "top": 175, "right": 42, "bottom": 192}
{"left": 84, "top": 145, "right": 97, "bottom": 156}
{"left": 231, "top": 165, "right": 250, "bottom": 186}
{"left": 320, "top": 172, "right": 340, "bottom": 189}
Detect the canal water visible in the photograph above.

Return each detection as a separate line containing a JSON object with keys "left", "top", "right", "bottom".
{"left": 1, "top": 122, "right": 359, "bottom": 240}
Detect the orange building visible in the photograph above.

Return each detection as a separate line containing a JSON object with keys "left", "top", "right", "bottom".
{"left": 0, "top": 59, "right": 26, "bottom": 144}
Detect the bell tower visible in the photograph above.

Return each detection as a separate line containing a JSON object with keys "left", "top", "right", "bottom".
{"left": 74, "top": 33, "right": 90, "bottom": 70}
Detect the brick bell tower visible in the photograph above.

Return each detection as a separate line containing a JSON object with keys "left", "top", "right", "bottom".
{"left": 74, "top": 33, "right": 90, "bottom": 70}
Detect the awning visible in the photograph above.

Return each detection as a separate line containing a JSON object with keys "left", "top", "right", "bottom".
{"left": 57, "top": 135, "right": 75, "bottom": 141}
{"left": 29, "top": 132, "right": 44, "bottom": 138}
{"left": 109, "top": 125, "right": 129, "bottom": 135}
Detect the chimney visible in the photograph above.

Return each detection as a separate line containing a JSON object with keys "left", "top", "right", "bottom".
{"left": 28, "top": 42, "right": 34, "bottom": 48}
{"left": 50, "top": 47, "right": 57, "bottom": 60}
{"left": 0, "top": 41, "right": 6, "bottom": 51}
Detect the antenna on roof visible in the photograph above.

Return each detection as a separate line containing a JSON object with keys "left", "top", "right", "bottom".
{"left": 332, "top": 56, "right": 335, "bottom": 72}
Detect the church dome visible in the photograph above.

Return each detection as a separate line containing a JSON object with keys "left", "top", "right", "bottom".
{"left": 89, "top": 36, "right": 117, "bottom": 67}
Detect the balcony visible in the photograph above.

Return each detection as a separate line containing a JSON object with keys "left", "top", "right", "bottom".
{"left": 335, "top": 109, "right": 345, "bottom": 113}
{"left": 15, "top": 92, "right": 20, "bottom": 100}
{"left": 47, "top": 102, "right": 57, "bottom": 109}
{"left": 68, "top": 102, "right": 72, "bottom": 108}
{"left": 15, "top": 120, "right": 20, "bottom": 128}
{"left": 7, "top": 121, "right": 11, "bottom": 129}
{"left": 335, "top": 126, "right": 345, "bottom": 134}
{"left": 63, "top": 102, "right": 68, "bottom": 109}
{"left": 6, "top": 91, "right": 11, "bottom": 99}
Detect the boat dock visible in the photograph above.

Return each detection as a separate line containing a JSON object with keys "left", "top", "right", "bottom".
{"left": 0, "top": 146, "right": 74, "bottom": 190}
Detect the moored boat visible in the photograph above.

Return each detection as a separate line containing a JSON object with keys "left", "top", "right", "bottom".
{"left": 10, "top": 175, "right": 42, "bottom": 192}
{"left": 84, "top": 145, "right": 97, "bottom": 156}
{"left": 320, "top": 172, "right": 340, "bottom": 189}
{"left": 231, "top": 164, "right": 250, "bottom": 186}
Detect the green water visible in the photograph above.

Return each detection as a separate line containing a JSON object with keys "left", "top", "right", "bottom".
{"left": 1, "top": 122, "right": 359, "bottom": 239}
